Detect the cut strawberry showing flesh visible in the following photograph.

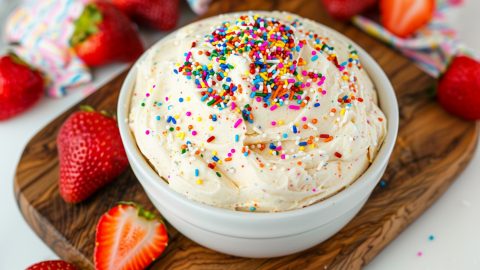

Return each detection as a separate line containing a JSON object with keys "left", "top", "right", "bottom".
{"left": 380, "top": 0, "right": 435, "bottom": 38}
{"left": 94, "top": 202, "right": 169, "bottom": 270}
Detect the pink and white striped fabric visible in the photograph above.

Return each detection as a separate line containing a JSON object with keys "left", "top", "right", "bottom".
{"left": 5, "top": 0, "right": 92, "bottom": 97}
{"left": 352, "top": 0, "right": 478, "bottom": 77}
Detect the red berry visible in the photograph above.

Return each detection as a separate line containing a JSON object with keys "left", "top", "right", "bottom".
{"left": 57, "top": 107, "right": 128, "bottom": 203}
{"left": 0, "top": 54, "right": 44, "bottom": 120}
{"left": 26, "top": 260, "right": 77, "bottom": 270}
{"left": 71, "top": 2, "right": 144, "bottom": 67}
{"left": 95, "top": 203, "right": 169, "bottom": 270}
{"left": 380, "top": 0, "right": 435, "bottom": 38}
{"left": 321, "top": 0, "right": 378, "bottom": 20}
{"left": 112, "top": 0, "right": 180, "bottom": 30}
{"left": 437, "top": 56, "right": 480, "bottom": 120}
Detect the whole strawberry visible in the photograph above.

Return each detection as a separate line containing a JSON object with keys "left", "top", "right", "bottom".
{"left": 321, "top": 0, "right": 378, "bottom": 20}
{"left": 57, "top": 106, "right": 128, "bottom": 203}
{"left": 0, "top": 54, "right": 44, "bottom": 121}
{"left": 95, "top": 202, "right": 168, "bottom": 270}
{"left": 437, "top": 56, "right": 480, "bottom": 120}
{"left": 70, "top": 1, "right": 144, "bottom": 67}
{"left": 26, "top": 260, "right": 77, "bottom": 270}
{"left": 112, "top": 0, "right": 179, "bottom": 30}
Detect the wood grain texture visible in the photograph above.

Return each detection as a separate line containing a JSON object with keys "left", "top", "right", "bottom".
{"left": 14, "top": 0, "right": 478, "bottom": 269}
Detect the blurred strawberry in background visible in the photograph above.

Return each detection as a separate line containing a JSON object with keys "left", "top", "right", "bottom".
{"left": 437, "top": 56, "right": 480, "bottom": 120}
{"left": 0, "top": 54, "right": 44, "bottom": 121}
{"left": 112, "top": 0, "right": 180, "bottom": 30}
{"left": 321, "top": 0, "right": 378, "bottom": 20}
{"left": 70, "top": 1, "right": 144, "bottom": 67}
{"left": 321, "top": 0, "right": 436, "bottom": 39}
{"left": 380, "top": 0, "right": 435, "bottom": 38}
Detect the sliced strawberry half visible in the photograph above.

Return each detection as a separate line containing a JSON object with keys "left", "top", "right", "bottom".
{"left": 94, "top": 202, "right": 169, "bottom": 270}
{"left": 380, "top": 0, "right": 435, "bottom": 38}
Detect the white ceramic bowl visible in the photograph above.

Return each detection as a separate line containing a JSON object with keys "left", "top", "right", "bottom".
{"left": 118, "top": 13, "right": 399, "bottom": 258}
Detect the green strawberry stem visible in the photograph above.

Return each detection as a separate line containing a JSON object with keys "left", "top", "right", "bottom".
{"left": 118, "top": 201, "right": 159, "bottom": 221}
{"left": 8, "top": 52, "right": 29, "bottom": 66}
{"left": 80, "top": 105, "right": 95, "bottom": 112}
{"left": 79, "top": 105, "right": 114, "bottom": 118}
{"left": 70, "top": 4, "right": 103, "bottom": 47}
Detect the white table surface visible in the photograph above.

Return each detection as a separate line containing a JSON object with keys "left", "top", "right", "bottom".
{"left": 1, "top": 1, "right": 479, "bottom": 269}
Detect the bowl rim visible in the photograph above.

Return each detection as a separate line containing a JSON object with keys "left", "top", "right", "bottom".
{"left": 117, "top": 11, "right": 399, "bottom": 220}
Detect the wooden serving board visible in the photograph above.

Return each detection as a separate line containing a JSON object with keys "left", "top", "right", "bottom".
{"left": 14, "top": 0, "right": 479, "bottom": 269}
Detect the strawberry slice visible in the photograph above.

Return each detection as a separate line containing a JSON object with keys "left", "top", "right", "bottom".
{"left": 94, "top": 202, "right": 169, "bottom": 270}
{"left": 380, "top": 0, "right": 435, "bottom": 38}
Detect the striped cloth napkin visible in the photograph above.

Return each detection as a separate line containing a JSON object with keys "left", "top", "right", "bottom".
{"left": 188, "top": 0, "right": 477, "bottom": 77}
{"left": 352, "top": 0, "right": 477, "bottom": 77}
{"left": 5, "top": 0, "right": 91, "bottom": 97}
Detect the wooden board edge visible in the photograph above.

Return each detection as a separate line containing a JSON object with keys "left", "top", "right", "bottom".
{"left": 13, "top": 115, "right": 478, "bottom": 270}
{"left": 331, "top": 123, "right": 480, "bottom": 269}
{"left": 14, "top": 156, "right": 95, "bottom": 269}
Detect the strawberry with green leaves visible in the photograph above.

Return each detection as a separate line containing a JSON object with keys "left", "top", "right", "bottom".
{"left": 0, "top": 54, "right": 44, "bottom": 121}
{"left": 95, "top": 202, "right": 169, "bottom": 270}
{"left": 71, "top": 1, "right": 144, "bottom": 67}
{"left": 57, "top": 106, "right": 128, "bottom": 203}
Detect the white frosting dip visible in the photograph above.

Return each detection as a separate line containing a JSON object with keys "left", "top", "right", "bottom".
{"left": 129, "top": 11, "right": 387, "bottom": 212}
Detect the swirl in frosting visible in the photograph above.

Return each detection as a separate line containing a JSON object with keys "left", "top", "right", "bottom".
{"left": 129, "top": 11, "right": 387, "bottom": 212}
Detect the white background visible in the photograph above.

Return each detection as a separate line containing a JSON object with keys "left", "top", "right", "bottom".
{"left": 1, "top": 0, "right": 479, "bottom": 269}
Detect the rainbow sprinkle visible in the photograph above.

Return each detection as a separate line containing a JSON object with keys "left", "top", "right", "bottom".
{"left": 136, "top": 13, "right": 378, "bottom": 211}
{"left": 176, "top": 15, "right": 342, "bottom": 113}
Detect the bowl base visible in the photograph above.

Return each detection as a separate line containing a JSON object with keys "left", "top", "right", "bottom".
{"left": 147, "top": 191, "right": 368, "bottom": 258}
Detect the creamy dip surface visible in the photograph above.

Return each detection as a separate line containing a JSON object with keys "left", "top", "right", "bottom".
{"left": 129, "top": 11, "right": 387, "bottom": 212}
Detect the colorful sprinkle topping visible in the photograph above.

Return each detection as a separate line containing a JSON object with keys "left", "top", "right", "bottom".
{"left": 135, "top": 13, "right": 388, "bottom": 212}
{"left": 175, "top": 15, "right": 354, "bottom": 114}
